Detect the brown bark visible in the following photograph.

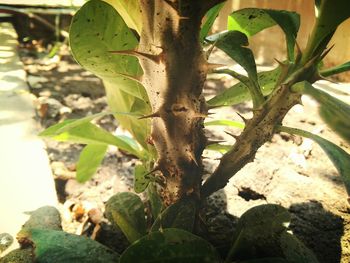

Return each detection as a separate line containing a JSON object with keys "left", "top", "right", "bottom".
{"left": 137, "top": 0, "right": 223, "bottom": 205}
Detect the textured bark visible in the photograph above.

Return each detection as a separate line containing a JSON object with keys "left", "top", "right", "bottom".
{"left": 137, "top": 0, "right": 222, "bottom": 205}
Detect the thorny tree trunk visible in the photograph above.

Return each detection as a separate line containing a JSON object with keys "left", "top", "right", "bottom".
{"left": 138, "top": 0, "right": 224, "bottom": 205}
{"left": 137, "top": 0, "right": 308, "bottom": 206}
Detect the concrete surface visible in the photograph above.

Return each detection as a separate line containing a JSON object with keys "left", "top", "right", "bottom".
{"left": 0, "top": 22, "right": 57, "bottom": 255}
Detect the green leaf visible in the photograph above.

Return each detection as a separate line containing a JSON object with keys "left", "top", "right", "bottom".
{"left": 40, "top": 120, "right": 144, "bottom": 159}
{"left": 105, "top": 192, "right": 147, "bottom": 243}
{"left": 104, "top": 80, "right": 153, "bottom": 156}
{"left": 238, "top": 258, "right": 289, "bottom": 263}
{"left": 303, "top": 82, "right": 350, "bottom": 144}
{"left": 147, "top": 182, "right": 164, "bottom": 220}
{"left": 0, "top": 248, "right": 33, "bottom": 263}
{"left": 205, "top": 143, "right": 232, "bottom": 154}
{"left": 226, "top": 204, "right": 291, "bottom": 261}
{"left": 103, "top": 0, "right": 142, "bottom": 34}
{"left": 76, "top": 144, "right": 108, "bottom": 183}
{"left": 207, "top": 31, "right": 257, "bottom": 82}
{"left": 151, "top": 198, "right": 196, "bottom": 232}
{"left": 320, "top": 61, "right": 350, "bottom": 77}
{"left": 70, "top": 0, "right": 145, "bottom": 99}
{"left": 280, "top": 231, "right": 319, "bottom": 263}
{"left": 208, "top": 31, "right": 264, "bottom": 106}
{"left": 120, "top": 228, "right": 221, "bottom": 263}
{"left": 205, "top": 119, "right": 245, "bottom": 129}
{"left": 208, "top": 67, "right": 281, "bottom": 107}
{"left": 304, "top": 0, "right": 350, "bottom": 61}
{"left": 200, "top": 2, "right": 225, "bottom": 43}
{"left": 23, "top": 229, "right": 119, "bottom": 263}
{"left": 134, "top": 164, "right": 151, "bottom": 193}
{"left": 228, "top": 8, "right": 300, "bottom": 60}
{"left": 278, "top": 126, "right": 350, "bottom": 197}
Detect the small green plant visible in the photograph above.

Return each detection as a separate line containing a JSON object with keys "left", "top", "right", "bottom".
{"left": 2, "top": 0, "right": 350, "bottom": 262}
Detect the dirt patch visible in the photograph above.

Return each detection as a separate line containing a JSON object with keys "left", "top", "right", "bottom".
{"left": 19, "top": 44, "right": 350, "bottom": 262}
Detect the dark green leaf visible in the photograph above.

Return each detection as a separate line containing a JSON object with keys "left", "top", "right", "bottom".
{"left": 280, "top": 231, "right": 319, "bottom": 263}
{"left": 147, "top": 182, "right": 164, "bottom": 220}
{"left": 105, "top": 192, "right": 147, "bottom": 243}
{"left": 200, "top": 2, "right": 225, "bottom": 43}
{"left": 134, "top": 164, "right": 151, "bottom": 193}
{"left": 304, "top": 0, "right": 350, "bottom": 61}
{"left": 120, "top": 228, "right": 221, "bottom": 263}
{"left": 76, "top": 144, "right": 108, "bottom": 183}
{"left": 238, "top": 258, "right": 289, "bottom": 263}
{"left": 208, "top": 31, "right": 261, "bottom": 104}
{"left": 151, "top": 198, "right": 196, "bottom": 232}
{"left": 208, "top": 67, "right": 281, "bottom": 107}
{"left": 227, "top": 204, "right": 290, "bottom": 261}
{"left": 23, "top": 229, "right": 119, "bottom": 263}
{"left": 228, "top": 8, "right": 300, "bottom": 60}
{"left": 303, "top": 82, "right": 350, "bottom": 144}
{"left": 278, "top": 126, "right": 350, "bottom": 197}
{"left": 320, "top": 61, "right": 350, "bottom": 77}
{"left": 0, "top": 248, "right": 33, "bottom": 263}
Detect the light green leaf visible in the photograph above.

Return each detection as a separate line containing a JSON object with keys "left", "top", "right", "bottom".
{"left": 205, "top": 119, "right": 245, "bottom": 129}
{"left": 22, "top": 229, "right": 119, "bottom": 263}
{"left": 205, "top": 143, "right": 232, "bottom": 154}
{"left": 103, "top": 0, "right": 142, "bottom": 34}
{"left": 200, "top": 2, "right": 225, "bottom": 43}
{"left": 228, "top": 8, "right": 300, "bottom": 60}
{"left": 104, "top": 80, "right": 153, "bottom": 156}
{"left": 279, "top": 126, "right": 350, "bottom": 197}
{"left": 134, "top": 164, "right": 151, "bottom": 193}
{"left": 208, "top": 67, "right": 281, "bottom": 107}
{"left": 105, "top": 192, "right": 147, "bottom": 243}
{"left": 151, "top": 198, "right": 196, "bottom": 232}
{"left": 40, "top": 120, "right": 144, "bottom": 159}
{"left": 70, "top": 0, "right": 145, "bottom": 99}
{"left": 303, "top": 82, "right": 350, "bottom": 144}
{"left": 76, "top": 144, "right": 108, "bottom": 183}
{"left": 120, "top": 228, "right": 221, "bottom": 263}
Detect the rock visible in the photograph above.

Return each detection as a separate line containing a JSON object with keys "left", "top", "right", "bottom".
{"left": 27, "top": 75, "right": 48, "bottom": 89}
{"left": 64, "top": 94, "right": 93, "bottom": 112}
{"left": 0, "top": 233, "right": 13, "bottom": 254}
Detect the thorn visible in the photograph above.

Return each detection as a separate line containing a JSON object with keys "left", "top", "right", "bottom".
{"left": 274, "top": 58, "right": 288, "bottom": 69}
{"left": 109, "top": 50, "right": 161, "bottom": 64}
{"left": 315, "top": 74, "right": 338, "bottom": 84}
{"left": 320, "top": 44, "right": 334, "bottom": 61}
{"left": 224, "top": 131, "right": 239, "bottom": 140}
{"left": 297, "top": 97, "right": 303, "bottom": 105}
{"left": 143, "top": 166, "right": 161, "bottom": 178}
{"left": 205, "top": 62, "right": 226, "bottom": 72}
{"left": 138, "top": 112, "right": 160, "bottom": 119}
{"left": 192, "top": 112, "right": 208, "bottom": 118}
{"left": 295, "top": 41, "right": 302, "bottom": 64}
{"left": 236, "top": 112, "right": 248, "bottom": 123}
{"left": 187, "top": 152, "right": 199, "bottom": 166}
{"left": 205, "top": 43, "right": 216, "bottom": 60}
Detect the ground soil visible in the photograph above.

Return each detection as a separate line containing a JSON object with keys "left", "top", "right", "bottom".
{"left": 19, "top": 44, "right": 350, "bottom": 263}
